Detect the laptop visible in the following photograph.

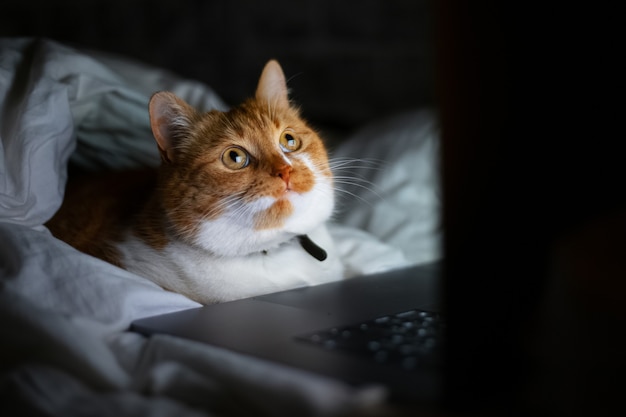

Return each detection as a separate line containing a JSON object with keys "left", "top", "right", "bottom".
{"left": 131, "top": 262, "right": 444, "bottom": 405}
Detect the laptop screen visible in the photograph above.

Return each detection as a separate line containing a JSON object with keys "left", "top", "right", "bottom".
{"left": 437, "top": 2, "right": 625, "bottom": 415}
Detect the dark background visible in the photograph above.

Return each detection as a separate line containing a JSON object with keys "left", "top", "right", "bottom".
{"left": 1, "top": 0, "right": 435, "bottom": 132}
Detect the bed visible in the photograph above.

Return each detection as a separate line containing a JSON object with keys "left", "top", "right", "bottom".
{"left": 0, "top": 38, "right": 440, "bottom": 415}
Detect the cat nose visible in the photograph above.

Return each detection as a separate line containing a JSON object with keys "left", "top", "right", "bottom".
{"left": 272, "top": 164, "right": 292, "bottom": 185}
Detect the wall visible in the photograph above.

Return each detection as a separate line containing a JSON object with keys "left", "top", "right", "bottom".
{"left": 2, "top": 0, "right": 434, "bottom": 131}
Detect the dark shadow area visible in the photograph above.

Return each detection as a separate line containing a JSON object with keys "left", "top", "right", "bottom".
{"left": 1, "top": 0, "right": 434, "bottom": 132}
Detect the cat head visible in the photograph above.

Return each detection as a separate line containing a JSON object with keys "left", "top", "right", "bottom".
{"left": 148, "top": 60, "right": 334, "bottom": 256}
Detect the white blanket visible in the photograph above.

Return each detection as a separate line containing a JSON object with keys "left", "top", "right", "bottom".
{"left": 0, "top": 38, "right": 441, "bottom": 415}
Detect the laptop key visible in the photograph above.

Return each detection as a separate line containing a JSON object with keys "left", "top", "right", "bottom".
{"left": 296, "top": 309, "right": 445, "bottom": 372}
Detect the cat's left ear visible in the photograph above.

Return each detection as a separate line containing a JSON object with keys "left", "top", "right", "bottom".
{"left": 255, "top": 60, "right": 290, "bottom": 109}
{"left": 149, "top": 92, "right": 197, "bottom": 163}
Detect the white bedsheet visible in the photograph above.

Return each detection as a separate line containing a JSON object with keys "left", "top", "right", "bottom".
{"left": 0, "top": 38, "right": 441, "bottom": 415}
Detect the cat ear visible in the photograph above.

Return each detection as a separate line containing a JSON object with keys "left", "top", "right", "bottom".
{"left": 149, "top": 92, "right": 197, "bottom": 163}
{"left": 255, "top": 60, "right": 290, "bottom": 109}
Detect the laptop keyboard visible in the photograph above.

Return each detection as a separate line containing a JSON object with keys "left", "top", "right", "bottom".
{"left": 296, "top": 309, "right": 445, "bottom": 371}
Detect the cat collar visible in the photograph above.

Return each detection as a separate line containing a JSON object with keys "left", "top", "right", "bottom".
{"left": 297, "top": 234, "right": 327, "bottom": 261}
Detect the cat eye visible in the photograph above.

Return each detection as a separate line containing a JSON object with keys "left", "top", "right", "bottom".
{"left": 279, "top": 131, "right": 301, "bottom": 153}
{"left": 221, "top": 146, "right": 250, "bottom": 170}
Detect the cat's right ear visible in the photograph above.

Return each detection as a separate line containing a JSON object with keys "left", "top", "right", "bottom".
{"left": 256, "top": 60, "right": 290, "bottom": 109}
{"left": 149, "top": 92, "right": 196, "bottom": 163}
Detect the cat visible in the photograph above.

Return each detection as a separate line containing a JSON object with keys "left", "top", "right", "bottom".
{"left": 47, "top": 60, "right": 344, "bottom": 304}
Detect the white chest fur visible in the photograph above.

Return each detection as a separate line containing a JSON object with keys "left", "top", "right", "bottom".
{"left": 116, "top": 224, "right": 343, "bottom": 304}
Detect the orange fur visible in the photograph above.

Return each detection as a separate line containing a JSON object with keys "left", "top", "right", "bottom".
{"left": 47, "top": 60, "right": 334, "bottom": 269}
{"left": 254, "top": 199, "right": 294, "bottom": 230}
{"left": 47, "top": 169, "right": 164, "bottom": 265}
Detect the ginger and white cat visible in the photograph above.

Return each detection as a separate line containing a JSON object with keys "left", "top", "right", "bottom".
{"left": 47, "top": 60, "right": 343, "bottom": 304}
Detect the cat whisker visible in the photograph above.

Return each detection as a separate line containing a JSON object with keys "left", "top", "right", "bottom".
{"left": 218, "top": 201, "right": 248, "bottom": 220}
{"left": 332, "top": 175, "right": 383, "bottom": 191}
{"left": 315, "top": 158, "right": 388, "bottom": 183}
{"left": 330, "top": 167, "right": 384, "bottom": 174}
{"left": 198, "top": 193, "right": 247, "bottom": 222}
{"left": 332, "top": 186, "right": 376, "bottom": 208}
{"left": 221, "top": 195, "right": 262, "bottom": 226}
{"left": 328, "top": 157, "right": 386, "bottom": 169}
{"left": 331, "top": 169, "right": 382, "bottom": 185}
{"left": 333, "top": 179, "right": 384, "bottom": 201}
{"left": 227, "top": 203, "right": 254, "bottom": 225}
{"left": 330, "top": 164, "right": 386, "bottom": 174}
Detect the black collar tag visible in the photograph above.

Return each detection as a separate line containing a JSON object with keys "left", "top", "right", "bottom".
{"left": 297, "top": 234, "right": 327, "bottom": 261}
